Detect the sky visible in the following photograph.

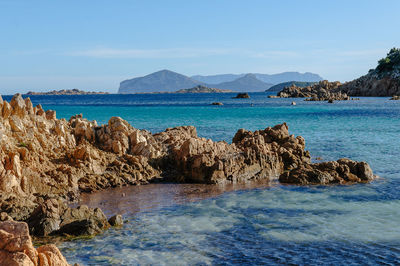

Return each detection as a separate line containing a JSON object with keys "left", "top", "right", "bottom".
{"left": 1, "top": 0, "right": 399, "bottom": 94}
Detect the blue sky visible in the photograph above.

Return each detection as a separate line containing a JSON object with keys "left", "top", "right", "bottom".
{"left": 1, "top": 0, "right": 399, "bottom": 94}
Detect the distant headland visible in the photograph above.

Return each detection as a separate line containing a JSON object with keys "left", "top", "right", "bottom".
{"left": 26, "top": 89, "right": 109, "bottom": 95}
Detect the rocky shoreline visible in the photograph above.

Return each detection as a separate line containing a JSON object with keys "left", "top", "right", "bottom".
{"left": 0, "top": 93, "right": 376, "bottom": 263}
{"left": 272, "top": 48, "right": 400, "bottom": 100}
{"left": 26, "top": 89, "right": 109, "bottom": 95}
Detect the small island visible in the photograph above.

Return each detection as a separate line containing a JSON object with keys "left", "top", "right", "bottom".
{"left": 175, "top": 85, "right": 232, "bottom": 93}
{"left": 26, "top": 89, "right": 109, "bottom": 95}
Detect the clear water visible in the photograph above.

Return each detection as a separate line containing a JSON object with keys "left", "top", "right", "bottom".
{"left": 4, "top": 93, "right": 400, "bottom": 265}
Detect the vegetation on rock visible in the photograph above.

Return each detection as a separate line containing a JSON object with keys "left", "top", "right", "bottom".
{"left": 376, "top": 48, "right": 400, "bottom": 74}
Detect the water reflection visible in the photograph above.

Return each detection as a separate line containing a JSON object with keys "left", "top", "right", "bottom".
{"left": 72, "top": 180, "right": 277, "bottom": 217}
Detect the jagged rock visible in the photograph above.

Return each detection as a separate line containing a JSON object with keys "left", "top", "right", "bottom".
{"left": 10, "top": 94, "right": 26, "bottom": 118}
{"left": 165, "top": 123, "right": 311, "bottom": 184}
{"left": 390, "top": 95, "right": 400, "bottom": 100}
{"left": 45, "top": 110, "right": 56, "bottom": 120}
{"left": 2, "top": 101, "right": 12, "bottom": 119}
{"left": 108, "top": 214, "right": 123, "bottom": 227}
{"left": 0, "top": 221, "right": 69, "bottom": 266}
{"left": 24, "top": 98, "right": 34, "bottom": 115}
{"left": 279, "top": 158, "right": 375, "bottom": 185}
{"left": 277, "top": 80, "right": 352, "bottom": 101}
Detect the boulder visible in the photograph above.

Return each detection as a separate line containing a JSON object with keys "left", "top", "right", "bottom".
{"left": 108, "top": 214, "right": 123, "bottom": 227}
{"left": 28, "top": 200, "right": 110, "bottom": 237}
{"left": 0, "top": 221, "right": 69, "bottom": 266}
{"left": 57, "top": 205, "right": 110, "bottom": 236}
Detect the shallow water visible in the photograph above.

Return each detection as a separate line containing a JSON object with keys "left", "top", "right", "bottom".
{"left": 5, "top": 93, "right": 400, "bottom": 265}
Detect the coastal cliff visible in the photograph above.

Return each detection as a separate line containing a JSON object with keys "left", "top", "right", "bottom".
{"left": 0, "top": 94, "right": 375, "bottom": 239}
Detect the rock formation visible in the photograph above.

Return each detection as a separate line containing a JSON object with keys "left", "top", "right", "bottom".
{"left": 26, "top": 89, "right": 109, "bottom": 95}
{"left": 275, "top": 80, "right": 353, "bottom": 101}
{"left": 233, "top": 93, "right": 250, "bottom": 99}
{"left": 279, "top": 158, "right": 374, "bottom": 185}
{"left": 0, "top": 220, "right": 69, "bottom": 265}
{"left": 390, "top": 95, "right": 400, "bottom": 100}
{"left": 0, "top": 93, "right": 376, "bottom": 237}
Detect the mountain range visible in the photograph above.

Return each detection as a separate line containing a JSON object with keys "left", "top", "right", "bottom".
{"left": 118, "top": 70, "right": 323, "bottom": 94}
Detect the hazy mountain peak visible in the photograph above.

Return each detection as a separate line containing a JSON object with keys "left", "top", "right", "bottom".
{"left": 119, "top": 70, "right": 323, "bottom": 94}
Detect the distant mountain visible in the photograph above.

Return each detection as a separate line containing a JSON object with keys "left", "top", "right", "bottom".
{"left": 267, "top": 81, "right": 318, "bottom": 92}
{"left": 119, "top": 69, "right": 204, "bottom": 94}
{"left": 216, "top": 74, "right": 273, "bottom": 92}
{"left": 254, "top": 72, "right": 323, "bottom": 84}
{"left": 191, "top": 72, "right": 323, "bottom": 85}
{"left": 119, "top": 70, "right": 323, "bottom": 94}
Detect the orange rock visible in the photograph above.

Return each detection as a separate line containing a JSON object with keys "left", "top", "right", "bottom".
{"left": 0, "top": 221, "right": 69, "bottom": 266}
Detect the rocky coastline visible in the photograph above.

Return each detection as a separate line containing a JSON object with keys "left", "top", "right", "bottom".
{"left": 26, "top": 89, "right": 109, "bottom": 95}
{"left": 272, "top": 48, "right": 400, "bottom": 99}
{"left": 0, "top": 93, "right": 376, "bottom": 264}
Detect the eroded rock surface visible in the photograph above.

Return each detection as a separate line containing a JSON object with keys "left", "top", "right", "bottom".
{"left": 276, "top": 80, "right": 354, "bottom": 101}
{"left": 0, "top": 220, "right": 69, "bottom": 266}
{"left": 279, "top": 158, "right": 374, "bottom": 185}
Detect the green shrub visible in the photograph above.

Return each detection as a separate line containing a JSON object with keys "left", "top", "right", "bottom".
{"left": 377, "top": 47, "right": 400, "bottom": 73}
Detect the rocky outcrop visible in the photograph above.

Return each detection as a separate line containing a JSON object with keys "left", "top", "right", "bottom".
{"left": 276, "top": 80, "right": 354, "bottom": 101}
{"left": 233, "top": 93, "right": 250, "bottom": 99}
{"left": 390, "top": 95, "right": 400, "bottom": 100}
{"left": 279, "top": 158, "right": 374, "bottom": 185}
{"left": 0, "top": 93, "right": 376, "bottom": 237}
{"left": 27, "top": 198, "right": 109, "bottom": 237}
{"left": 340, "top": 74, "right": 400, "bottom": 97}
{"left": 339, "top": 48, "right": 400, "bottom": 97}
{"left": 0, "top": 220, "right": 69, "bottom": 265}
{"left": 275, "top": 49, "right": 400, "bottom": 98}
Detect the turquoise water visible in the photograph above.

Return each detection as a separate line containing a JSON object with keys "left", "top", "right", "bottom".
{"left": 5, "top": 93, "right": 400, "bottom": 265}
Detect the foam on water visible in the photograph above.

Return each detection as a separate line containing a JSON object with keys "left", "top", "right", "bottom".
{"left": 4, "top": 93, "right": 399, "bottom": 265}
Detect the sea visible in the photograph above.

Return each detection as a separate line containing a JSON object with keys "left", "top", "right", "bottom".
{"left": 3, "top": 92, "right": 400, "bottom": 265}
